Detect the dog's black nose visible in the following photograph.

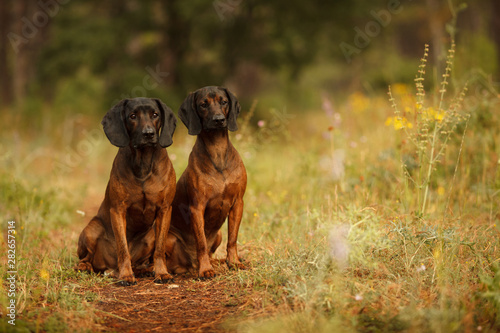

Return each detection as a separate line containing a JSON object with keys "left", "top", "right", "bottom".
{"left": 212, "top": 114, "right": 226, "bottom": 126}
{"left": 143, "top": 127, "right": 155, "bottom": 139}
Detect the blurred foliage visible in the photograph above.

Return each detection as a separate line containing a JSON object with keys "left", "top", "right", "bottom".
{"left": 1, "top": 0, "right": 499, "bottom": 116}
{"left": 28, "top": 0, "right": 357, "bottom": 109}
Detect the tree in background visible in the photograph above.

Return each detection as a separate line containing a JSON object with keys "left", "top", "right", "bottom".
{"left": 0, "top": 0, "right": 498, "bottom": 109}
{"left": 2, "top": 0, "right": 52, "bottom": 105}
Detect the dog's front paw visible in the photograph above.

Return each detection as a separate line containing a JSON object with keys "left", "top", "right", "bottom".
{"left": 226, "top": 259, "right": 246, "bottom": 270}
{"left": 134, "top": 266, "right": 154, "bottom": 278}
{"left": 154, "top": 272, "right": 174, "bottom": 284}
{"left": 198, "top": 267, "right": 216, "bottom": 280}
{"left": 117, "top": 274, "right": 137, "bottom": 286}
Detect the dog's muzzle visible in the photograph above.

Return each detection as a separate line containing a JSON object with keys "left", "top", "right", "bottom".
{"left": 210, "top": 114, "right": 227, "bottom": 128}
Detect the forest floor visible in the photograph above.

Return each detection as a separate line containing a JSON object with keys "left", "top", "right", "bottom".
{"left": 86, "top": 262, "right": 254, "bottom": 332}
{"left": 74, "top": 194, "right": 259, "bottom": 333}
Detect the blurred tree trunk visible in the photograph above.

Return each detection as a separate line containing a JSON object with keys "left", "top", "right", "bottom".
{"left": 426, "top": 0, "right": 444, "bottom": 76}
{"left": 491, "top": 0, "right": 500, "bottom": 78}
{"left": 160, "top": 0, "right": 191, "bottom": 93}
{"left": 0, "top": 0, "right": 13, "bottom": 105}
{"left": 12, "top": 0, "right": 29, "bottom": 103}
{"left": 12, "top": 0, "right": 50, "bottom": 104}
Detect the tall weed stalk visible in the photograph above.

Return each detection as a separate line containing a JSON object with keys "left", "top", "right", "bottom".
{"left": 388, "top": 42, "right": 470, "bottom": 217}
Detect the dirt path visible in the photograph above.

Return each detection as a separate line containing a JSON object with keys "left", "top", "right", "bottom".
{"left": 75, "top": 199, "right": 257, "bottom": 332}
{"left": 87, "top": 263, "right": 252, "bottom": 332}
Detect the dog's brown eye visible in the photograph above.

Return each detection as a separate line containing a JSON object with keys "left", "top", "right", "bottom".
{"left": 200, "top": 101, "right": 208, "bottom": 108}
{"left": 129, "top": 114, "right": 137, "bottom": 120}
{"left": 221, "top": 100, "right": 228, "bottom": 106}
{"left": 152, "top": 112, "right": 159, "bottom": 118}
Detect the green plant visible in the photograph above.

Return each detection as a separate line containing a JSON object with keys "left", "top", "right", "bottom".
{"left": 388, "top": 43, "right": 470, "bottom": 217}
{"left": 0, "top": 145, "right": 113, "bottom": 332}
{"left": 480, "top": 263, "right": 500, "bottom": 324}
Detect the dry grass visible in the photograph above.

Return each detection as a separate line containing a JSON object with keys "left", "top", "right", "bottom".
{"left": 1, "top": 51, "right": 499, "bottom": 331}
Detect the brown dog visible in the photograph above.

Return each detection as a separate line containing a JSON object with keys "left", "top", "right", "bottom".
{"left": 76, "top": 98, "right": 177, "bottom": 285}
{"left": 166, "top": 86, "right": 247, "bottom": 278}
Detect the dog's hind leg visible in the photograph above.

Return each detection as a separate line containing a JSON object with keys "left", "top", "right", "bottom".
{"left": 165, "top": 233, "right": 191, "bottom": 274}
{"left": 75, "top": 217, "right": 105, "bottom": 273}
{"left": 209, "top": 230, "right": 222, "bottom": 257}
{"left": 130, "top": 227, "right": 155, "bottom": 277}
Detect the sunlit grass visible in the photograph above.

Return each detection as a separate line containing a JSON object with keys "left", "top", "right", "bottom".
{"left": 227, "top": 44, "right": 500, "bottom": 331}
{"left": 1, "top": 54, "right": 499, "bottom": 331}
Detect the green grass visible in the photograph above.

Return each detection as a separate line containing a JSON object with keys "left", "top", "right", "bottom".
{"left": 1, "top": 52, "right": 500, "bottom": 331}
{"left": 229, "top": 105, "right": 500, "bottom": 332}
{"left": 0, "top": 161, "right": 115, "bottom": 332}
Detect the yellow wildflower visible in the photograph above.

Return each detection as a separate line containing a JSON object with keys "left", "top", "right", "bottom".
{"left": 437, "top": 186, "right": 445, "bottom": 196}
{"left": 433, "top": 247, "right": 441, "bottom": 260}
{"left": 424, "top": 107, "right": 445, "bottom": 122}
{"left": 40, "top": 269, "right": 50, "bottom": 282}
{"left": 385, "top": 116, "right": 413, "bottom": 130}
{"left": 391, "top": 83, "right": 410, "bottom": 96}
{"left": 434, "top": 112, "right": 445, "bottom": 122}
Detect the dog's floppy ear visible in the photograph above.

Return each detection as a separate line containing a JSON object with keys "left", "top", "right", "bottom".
{"left": 222, "top": 87, "right": 241, "bottom": 132}
{"left": 102, "top": 99, "right": 130, "bottom": 147}
{"left": 178, "top": 91, "right": 202, "bottom": 135}
{"left": 154, "top": 99, "right": 177, "bottom": 148}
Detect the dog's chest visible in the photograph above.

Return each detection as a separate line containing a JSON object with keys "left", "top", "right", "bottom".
{"left": 127, "top": 191, "right": 159, "bottom": 226}
{"left": 129, "top": 173, "right": 172, "bottom": 220}
{"left": 204, "top": 179, "right": 240, "bottom": 224}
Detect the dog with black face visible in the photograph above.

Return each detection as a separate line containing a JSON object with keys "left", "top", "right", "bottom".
{"left": 166, "top": 86, "right": 247, "bottom": 279}
{"left": 76, "top": 98, "right": 177, "bottom": 285}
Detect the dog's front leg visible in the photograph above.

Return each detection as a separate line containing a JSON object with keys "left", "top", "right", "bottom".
{"left": 189, "top": 205, "right": 216, "bottom": 279}
{"left": 153, "top": 205, "right": 174, "bottom": 283}
{"left": 110, "top": 207, "right": 136, "bottom": 285}
{"left": 227, "top": 196, "right": 245, "bottom": 269}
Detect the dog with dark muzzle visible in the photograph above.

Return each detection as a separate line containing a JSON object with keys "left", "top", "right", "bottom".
{"left": 166, "top": 86, "right": 247, "bottom": 279}
{"left": 76, "top": 98, "right": 177, "bottom": 285}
